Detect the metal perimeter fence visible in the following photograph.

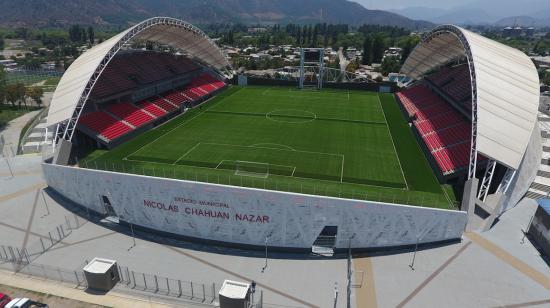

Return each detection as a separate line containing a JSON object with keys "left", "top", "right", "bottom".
{"left": 115, "top": 264, "right": 219, "bottom": 304}
{"left": 0, "top": 223, "right": 264, "bottom": 308}
{"left": 0, "top": 214, "right": 84, "bottom": 266}
{"left": 0, "top": 253, "right": 264, "bottom": 307}
{"left": 80, "top": 161, "right": 459, "bottom": 210}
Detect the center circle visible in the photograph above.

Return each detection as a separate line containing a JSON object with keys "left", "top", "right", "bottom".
{"left": 266, "top": 109, "right": 317, "bottom": 124}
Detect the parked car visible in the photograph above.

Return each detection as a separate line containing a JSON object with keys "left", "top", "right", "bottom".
{"left": 4, "top": 298, "right": 29, "bottom": 308}
{"left": 0, "top": 293, "right": 12, "bottom": 308}
{"left": 4, "top": 298, "right": 48, "bottom": 308}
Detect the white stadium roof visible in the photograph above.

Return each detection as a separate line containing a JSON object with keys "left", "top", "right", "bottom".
{"left": 401, "top": 25, "right": 539, "bottom": 171}
{"left": 48, "top": 17, "right": 231, "bottom": 133}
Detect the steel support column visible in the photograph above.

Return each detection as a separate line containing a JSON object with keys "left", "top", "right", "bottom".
{"left": 59, "top": 17, "right": 232, "bottom": 143}
{"left": 477, "top": 159, "right": 496, "bottom": 201}
{"left": 497, "top": 168, "right": 517, "bottom": 194}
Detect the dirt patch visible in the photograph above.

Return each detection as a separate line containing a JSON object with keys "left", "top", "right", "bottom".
{"left": 0, "top": 284, "right": 110, "bottom": 308}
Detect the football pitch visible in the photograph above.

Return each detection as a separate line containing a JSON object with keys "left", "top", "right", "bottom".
{"left": 81, "top": 86, "right": 456, "bottom": 209}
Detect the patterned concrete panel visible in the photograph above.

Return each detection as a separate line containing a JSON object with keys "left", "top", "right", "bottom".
{"left": 43, "top": 163, "right": 467, "bottom": 249}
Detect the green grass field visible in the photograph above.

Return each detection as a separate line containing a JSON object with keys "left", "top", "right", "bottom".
{"left": 80, "top": 86, "right": 456, "bottom": 209}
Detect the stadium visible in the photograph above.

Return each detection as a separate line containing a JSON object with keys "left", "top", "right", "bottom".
{"left": 41, "top": 18, "right": 540, "bottom": 253}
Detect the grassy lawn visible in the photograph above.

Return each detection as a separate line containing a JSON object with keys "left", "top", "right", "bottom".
{"left": 44, "top": 76, "right": 61, "bottom": 86}
{"left": 0, "top": 104, "right": 40, "bottom": 130}
{"left": 80, "top": 86, "right": 455, "bottom": 209}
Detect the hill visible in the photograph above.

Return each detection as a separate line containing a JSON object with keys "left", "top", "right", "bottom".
{"left": 389, "top": 0, "right": 550, "bottom": 26}
{"left": 0, "top": 0, "right": 431, "bottom": 29}
{"left": 494, "top": 16, "right": 550, "bottom": 27}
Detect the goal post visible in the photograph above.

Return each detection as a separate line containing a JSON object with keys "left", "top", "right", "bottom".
{"left": 218, "top": 160, "right": 295, "bottom": 178}
{"left": 235, "top": 160, "right": 270, "bottom": 178}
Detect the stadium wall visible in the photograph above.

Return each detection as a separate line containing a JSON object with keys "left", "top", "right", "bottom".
{"left": 233, "top": 76, "right": 397, "bottom": 92}
{"left": 499, "top": 121, "right": 542, "bottom": 213}
{"left": 42, "top": 163, "right": 467, "bottom": 250}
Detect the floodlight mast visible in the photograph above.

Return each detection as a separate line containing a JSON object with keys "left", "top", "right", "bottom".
{"left": 299, "top": 48, "right": 324, "bottom": 90}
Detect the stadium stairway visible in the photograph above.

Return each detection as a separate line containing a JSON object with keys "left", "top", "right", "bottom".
{"left": 525, "top": 113, "right": 550, "bottom": 199}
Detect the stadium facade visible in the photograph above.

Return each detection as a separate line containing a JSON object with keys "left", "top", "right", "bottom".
{"left": 41, "top": 19, "right": 539, "bottom": 251}
{"left": 400, "top": 25, "right": 541, "bottom": 228}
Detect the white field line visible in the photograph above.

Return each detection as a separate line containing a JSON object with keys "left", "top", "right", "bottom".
{"left": 124, "top": 88, "right": 242, "bottom": 160}
{"left": 124, "top": 157, "right": 407, "bottom": 190}
{"left": 267, "top": 93, "right": 350, "bottom": 102}
{"left": 217, "top": 159, "right": 295, "bottom": 175}
{"left": 291, "top": 167, "right": 296, "bottom": 177}
{"left": 376, "top": 94, "right": 408, "bottom": 190}
{"left": 235, "top": 170, "right": 269, "bottom": 179}
{"left": 250, "top": 143, "right": 296, "bottom": 151}
{"left": 341, "top": 155, "right": 345, "bottom": 183}
{"left": 317, "top": 116, "right": 385, "bottom": 125}
{"left": 126, "top": 157, "right": 218, "bottom": 173}
{"left": 215, "top": 159, "right": 228, "bottom": 169}
{"left": 172, "top": 142, "right": 201, "bottom": 165}
{"left": 265, "top": 109, "right": 317, "bottom": 124}
{"left": 202, "top": 142, "right": 342, "bottom": 158}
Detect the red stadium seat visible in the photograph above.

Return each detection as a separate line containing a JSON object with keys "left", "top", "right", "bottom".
{"left": 397, "top": 83, "right": 473, "bottom": 175}
{"left": 106, "top": 102, "right": 155, "bottom": 127}
{"left": 151, "top": 97, "right": 178, "bottom": 112}
{"left": 178, "top": 73, "right": 226, "bottom": 103}
{"left": 79, "top": 111, "right": 133, "bottom": 141}
{"left": 137, "top": 100, "right": 167, "bottom": 118}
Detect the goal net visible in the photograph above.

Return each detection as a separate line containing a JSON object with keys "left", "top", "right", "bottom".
{"left": 235, "top": 160, "right": 270, "bottom": 178}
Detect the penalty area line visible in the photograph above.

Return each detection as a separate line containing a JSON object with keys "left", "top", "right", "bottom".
{"left": 172, "top": 142, "right": 201, "bottom": 165}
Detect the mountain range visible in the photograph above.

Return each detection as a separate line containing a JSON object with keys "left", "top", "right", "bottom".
{"left": 389, "top": 0, "right": 550, "bottom": 26}
{"left": 0, "top": 0, "right": 431, "bottom": 29}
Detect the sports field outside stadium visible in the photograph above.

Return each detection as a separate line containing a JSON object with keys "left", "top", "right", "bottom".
{"left": 80, "top": 86, "right": 457, "bottom": 209}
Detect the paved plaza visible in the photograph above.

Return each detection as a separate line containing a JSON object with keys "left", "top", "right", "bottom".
{"left": 0, "top": 155, "right": 549, "bottom": 307}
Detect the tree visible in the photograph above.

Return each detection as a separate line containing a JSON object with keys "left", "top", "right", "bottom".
{"left": 323, "top": 23, "right": 329, "bottom": 47}
{"left": 26, "top": 86, "right": 44, "bottom": 107}
{"left": 372, "top": 34, "right": 385, "bottom": 63}
{"left": 5, "top": 83, "right": 26, "bottom": 107}
{"left": 87, "top": 26, "right": 95, "bottom": 45}
{"left": 362, "top": 36, "right": 373, "bottom": 65}
{"left": 312, "top": 25, "right": 319, "bottom": 47}
{"left": 0, "top": 67, "right": 5, "bottom": 105}
{"left": 380, "top": 57, "right": 401, "bottom": 76}
{"left": 69, "top": 25, "right": 84, "bottom": 42}
{"left": 543, "top": 71, "right": 550, "bottom": 86}
{"left": 397, "top": 35, "right": 420, "bottom": 64}
{"left": 0, "top": 66, "right": 5, "bottom": 85}
{"left": 14, "top": 27, "right": 29, "bottom": 40}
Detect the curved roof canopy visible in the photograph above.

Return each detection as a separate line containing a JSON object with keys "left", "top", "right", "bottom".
{"left": 48, "top": 17, "right": 231, "bottom": 129}
{"left": 401, "top": 25, "right": 539, "bottom": 170}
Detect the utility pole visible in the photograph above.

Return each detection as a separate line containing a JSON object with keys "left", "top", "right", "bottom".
{"left": 261, "top": 237, "right": 268, "bottom": 273}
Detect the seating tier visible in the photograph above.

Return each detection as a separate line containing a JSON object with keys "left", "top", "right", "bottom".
{"left": 106, "top": 102, "right": 154, "bottom": 127}
{"left": 79, "top": 111, "right": 133, "bottom": 141}
{"left": 397, "top": 83, "right": 476, "bottom": 175}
